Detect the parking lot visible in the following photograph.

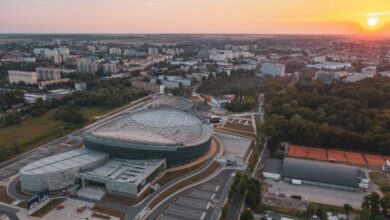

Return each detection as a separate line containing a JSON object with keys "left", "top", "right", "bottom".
{"left": 265, "top": 179, "right": 375, "bottom": 209}
{"left": 149, "top": 170, "right": 234, "bottom": 220}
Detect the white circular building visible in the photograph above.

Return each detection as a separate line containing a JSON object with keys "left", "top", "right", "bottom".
{"left": 83, "top": 108, "right": 213, "bottom": 167}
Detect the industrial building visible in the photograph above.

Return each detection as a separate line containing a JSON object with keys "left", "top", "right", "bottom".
{"left": 84, "top": 108, "right": 212, "bottom": 167}
{"left": 75, "top": 159, "right": 166, "bottom": 197}
{"left": 263, "top": 157, "right": 369, "bottom": 192}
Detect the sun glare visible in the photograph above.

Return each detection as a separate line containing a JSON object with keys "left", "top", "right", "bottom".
{"left": 367, "top": 17, "right": 379, "bottom": 27}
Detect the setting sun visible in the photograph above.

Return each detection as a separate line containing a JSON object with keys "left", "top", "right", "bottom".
{"left": 367, "top": 17, "right": 379, "bottom": 27}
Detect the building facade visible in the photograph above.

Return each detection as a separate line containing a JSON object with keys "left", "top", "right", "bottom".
{"left": 36, "top": 68, "right": 61, "bottom": 81}
{"left": 8, "top": 70, "right": 38, "bottom": 84}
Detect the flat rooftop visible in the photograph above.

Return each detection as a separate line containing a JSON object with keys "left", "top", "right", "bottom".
{"left": 282, "top": 157, "right": 361, "bottom": 188}
{"left": 216, "top": 132, "right": 253, "bottom": 159}
{"left": 77, "top": 158, "right": 165, "bottom": 185}
{"left": 85, "top": 108, "right": 212, "bottom": 146}
{"left": 20, "top": 149, "right": 108, "bottom": 175}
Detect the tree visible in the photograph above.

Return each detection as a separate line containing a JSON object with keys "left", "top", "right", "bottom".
{"left": 240, "top": 209, "right": 254, "bottom": 220}
{"left": 344, "top": 203, "right": 353, "bottom": 217}
{"left": 360, "top": 208, "right": 371, "bottom": 220}
{"left": 380, "top": 193, "right": 390, "bottom": 217}
{"left": 245, "top": 191, "right": 257, "bottom": 210}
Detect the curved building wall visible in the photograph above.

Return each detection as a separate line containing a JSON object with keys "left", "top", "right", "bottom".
{"left": 84, "top": 137, "right": 212, "bottom": 167}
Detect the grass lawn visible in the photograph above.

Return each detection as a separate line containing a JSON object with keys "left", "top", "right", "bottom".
{"left": 91, "top": 204, "right": 125, "bottom": 220}
{"left": 0, "top": 109, "right": 64, "bottom": 149}
{"left": 369, "top": 172, "right": 390, "bottom": 193}
{"left": 0, "top": 186, "right": 14, "bottom": 204}
{"left": 0, "top": 106, "right": 111, "bottom": 163}
{"left": 156, "top": 162, "right": 204, "bottom": 186}
{"left": 78, "top": 107, "right": 110, "bottom": 120}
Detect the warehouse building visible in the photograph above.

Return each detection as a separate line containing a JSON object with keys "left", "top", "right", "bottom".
{"left": 75, "top": 159, "right": 166, "bottom": 197}
{"left": 263, "top": 157, "right": 369, "bottom": 192}
{"left": 84, "top": 108, "right": 212, "bottom": 167}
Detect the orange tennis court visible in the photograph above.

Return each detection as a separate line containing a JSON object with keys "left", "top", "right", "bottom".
{"left": 307, "top": 147, "right": 327, "bottom": 161}
{"left": 364, "top": 154, "right": 386, "bottom": 166}
{"left": 345, "top": 152, "right": 366, "bottom": 165}
{"left": 327, "top": 150, "right": 346, "bottom": 163}
{"left": 288, "top": 145, "right": 308, "bottom": 158}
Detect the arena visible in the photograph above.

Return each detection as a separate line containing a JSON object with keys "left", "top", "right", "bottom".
{"left": 83, "top": 108, "right": 213, "bottom": 167}
{"left": 19, "top": 107, "right": 213, "bottom": 194}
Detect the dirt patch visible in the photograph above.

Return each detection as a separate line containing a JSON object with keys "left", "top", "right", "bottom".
{"left": 224, "top": 122, "right": 255, "bottom": 133}
{"left": 102, "top": 187, "right": 153, "bottom": 207}
{"left": 0, "top": 186, "right": 14, "bottom": 204}
{"left": 91, "top": 204, "right": 125, "bottom": 220}
{"left": 369, "top": 172, "right": 390, "bottom": 193}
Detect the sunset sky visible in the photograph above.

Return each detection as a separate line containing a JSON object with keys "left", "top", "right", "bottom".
{"left": 0, "top": 0, "right": 389, "bottom": 35}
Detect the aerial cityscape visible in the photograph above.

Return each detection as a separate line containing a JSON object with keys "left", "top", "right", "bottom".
{"left": 0, "top": 1, "right": 390, "bottom": 220}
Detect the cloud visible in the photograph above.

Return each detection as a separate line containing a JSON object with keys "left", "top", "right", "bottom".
{"left": 365, "top": 12, "right": 390, "bottom": 16}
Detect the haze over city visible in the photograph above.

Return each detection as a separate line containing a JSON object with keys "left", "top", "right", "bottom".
{"left": 0, "top": 0, "right": 390, "bottom": 36}
{"left": 0, "top": 1, "right": 390, "bottom": 220}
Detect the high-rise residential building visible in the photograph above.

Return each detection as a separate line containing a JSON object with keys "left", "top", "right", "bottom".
{"left": 261, "top": 63, "right": 286, "bottom": 76}
{"left": 87, "top": 46, "right": 96, "bottom": 54}
{"left": 8, "top": 70, "right": 38, "bottom": 84}
{"left": 36, "top": 68, "right": 61, "bottom": 81}
{"left": 76, "top": 59, "right": 99, "bottom": 74}
{"left": 98, "top": 46, "right": 108, "bottom": 53}
{"left": 103, "top": 63, "right": 118, "bottom": 74}
{"left": 124, "top": 49, "right": 137, "bottom": 56}
{"left": 56, "top": 47, "right": 70, "bottom": 56}
{"left": 109, "top": 48, "right": 122, "bottom": 55}
{"left": 33, "top": 48, "right": 59, "bottom": 59}
{"left": 148, "top": 47, "right": 159, "bottom": 55}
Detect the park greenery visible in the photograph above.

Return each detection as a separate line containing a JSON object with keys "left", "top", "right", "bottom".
{"left": 0, "top": 76, "right": 149, "bottom": 162}
{"left": 359, "top": 192, "right": 390, "bottom": 220}
{"left": 261, "top": 76, "right": 390, "bottom": 156}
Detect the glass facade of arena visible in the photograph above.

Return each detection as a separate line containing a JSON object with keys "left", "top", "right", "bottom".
{"left": 84, "top": 137, "right": 212, "bottom": 167}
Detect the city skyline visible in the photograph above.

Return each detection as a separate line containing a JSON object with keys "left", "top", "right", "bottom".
{"left": 0, "top": 0, "right": 389, "bottom": 36}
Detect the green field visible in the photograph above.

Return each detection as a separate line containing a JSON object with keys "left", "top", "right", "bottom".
{"left": 0, "top": 106, "right": 110, "bottom": 162}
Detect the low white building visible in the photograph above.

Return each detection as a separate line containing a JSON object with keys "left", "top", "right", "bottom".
{"left": 8, "top": 70, "right": 37, "bottom": 84}
{"left": 263, "top": 159, "right": 282, "bottom": 180}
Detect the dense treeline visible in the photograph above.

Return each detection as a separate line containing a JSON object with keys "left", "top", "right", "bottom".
{"left": 0, "top": 90, "right": 24, "bottom": 110}
{"left": 262, "top": 77, "right": 390, "bottom": 155}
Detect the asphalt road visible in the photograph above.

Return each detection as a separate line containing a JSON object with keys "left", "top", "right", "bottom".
{"left": 0, "top": 204, "right": 19, "bottom": 220}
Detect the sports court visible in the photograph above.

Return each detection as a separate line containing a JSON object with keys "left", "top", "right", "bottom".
{"left": 288, "top": 145, "right": 389, "bottom": 167}
{"left": 288, "top": 145, "right": 308, "bottom": 158}
{"left": 345, "top": 152, "right": 366, "bottom": 165}
{"left": 306, "top": 147, "right": 327, "bottom": 161}
{"left": 364, "top": 154, "right": 386, "bottom": 166}
{"left": 327, "top": 150, "right": 347, "bottom": 163}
